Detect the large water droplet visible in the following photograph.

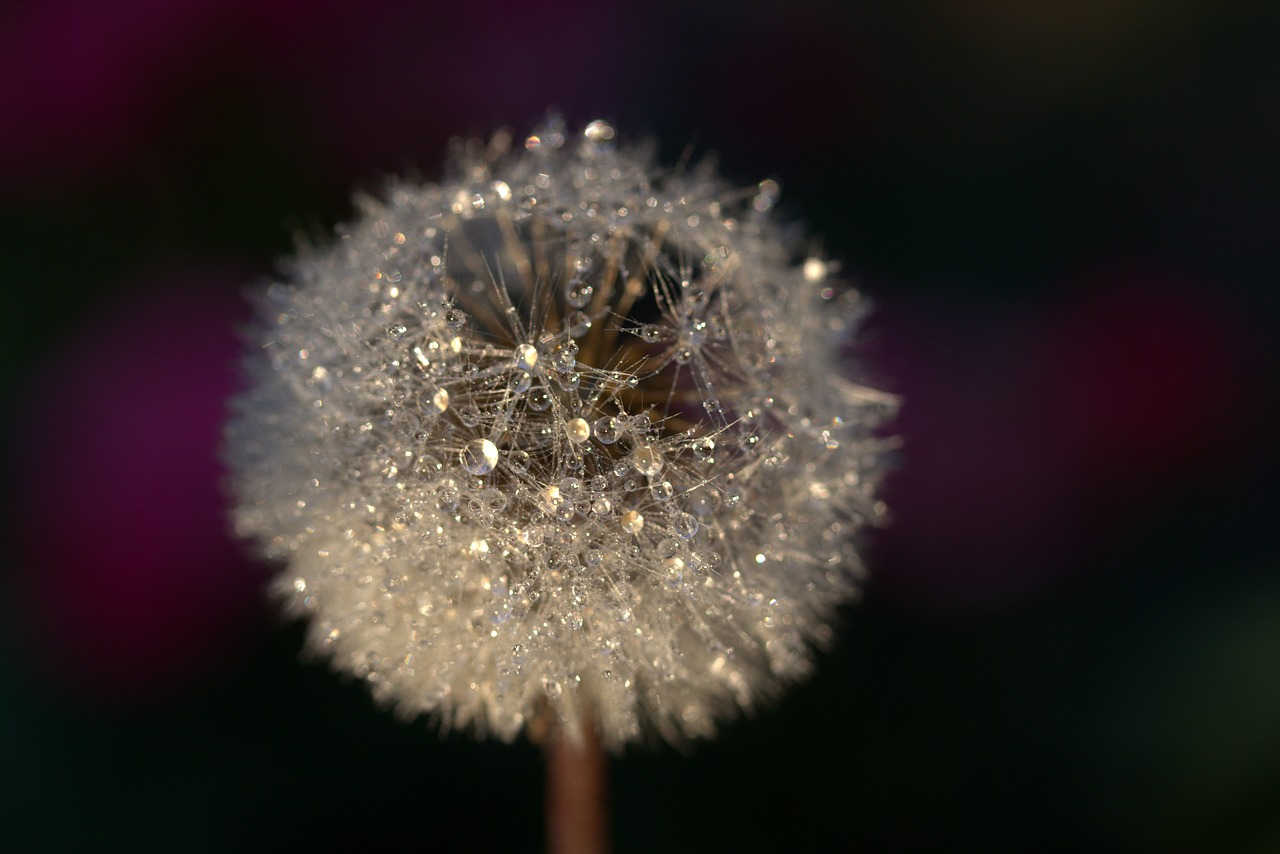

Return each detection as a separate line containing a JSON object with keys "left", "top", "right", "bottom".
{"left": 509, "top": 371, "right": 532, "bottom": 395}
{"left": 567, "top": 311, "right": 592, "bottom": 338}
{"left": 506, "top": 449, "right": 531, "bottom": 474}
{"left": 620, "top": 510, "right": 645, "bottom": 534}
{"left": 564, "top": 278, "right": 593, "bottom": 309}
{"left": 527, "top": 388, "right": 552, "bottom": 411}
{"left": 514, "top": 343, "right": 539, "bottom": 372}
{"left": 672, "top": 512, "right": 698, "bottom": 539}
{"left": 566, "top": 418, "right": 590, "bottom": 443}
{"left": 430, "top": 387, "right": 450, "bottom": 414}
{"left": 461, "top": 438, "right": 499, "bottom": 475}
{"left": 593, "top": 416, "right": 621, "bottom": 444}
{"left": 630, "top": 445, "right": 664, "bottom": 478}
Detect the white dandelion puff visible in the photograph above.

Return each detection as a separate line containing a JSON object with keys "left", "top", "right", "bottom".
{"left": 225, "top": 117, "right": 898, "bottom": 751}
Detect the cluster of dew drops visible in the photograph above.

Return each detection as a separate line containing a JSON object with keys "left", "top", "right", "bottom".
{"left": 232, "top": 117, "right": 896, "bottom": 744}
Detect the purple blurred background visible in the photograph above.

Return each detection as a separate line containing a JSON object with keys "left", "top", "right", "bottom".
{"left": 2, "top": 1, "right": 1276, "bottom": 850}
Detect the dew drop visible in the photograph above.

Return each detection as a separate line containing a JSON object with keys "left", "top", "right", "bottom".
{"left": 514, "top": 343, "right": 539, "bottom": 372}
{"left": 583, "top": 120, "right": 615, "bottom": 142}
{"left": 461, "top": 439, "right": 499, "bottom": 475}
{"left": 663, "top": 557, "right": 685, "bottom": 587}
{"left": 566, "top": 417, "right": 591, "bottom": 443}
{"left": 564, "top": 278, "right": 594, "bottom": 309}
{"left": 649, "top": 480, "right": 674, "bottom": 502}
{"left": 567, "top": 311, "right": 592, "bottom": 338}
{"left": 509, "top": 371, "right": 532, "bottom": 395}
{"left": 803, "top": 257, "right": 828, "bottom": 282}
{"left": 630, "top": 445, "right": 664, "bottom": 478}
{"left": 621, "top": 510, "right": 645, "bottom": 534}
{"left": 672, "top": 512, "right": 698, "bottom": 539}
{"left": 430, "top": 387, "right": 450, "bottom": 414}
{"left": 527, "top": 387, "right": 552, "bottom": 411}
{"left": 506, "top": 449, "right": 531, "bottom": 474}
{"left": 413, "top": 454, "right": 443, "bottom": 481}
{"left": 553, "top": 348, "right": 577, "bottom": 373}
{"left": 593, "top": 416, "right": 621, "bottom": 444}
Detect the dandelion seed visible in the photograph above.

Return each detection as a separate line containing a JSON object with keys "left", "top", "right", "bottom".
{"left": 225, "top": 117, "right": 898, "bottom": 751}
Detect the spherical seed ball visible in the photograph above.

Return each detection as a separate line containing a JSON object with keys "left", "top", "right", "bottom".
{"left": 224, "top": 117, "right": 898, "bottom": 751}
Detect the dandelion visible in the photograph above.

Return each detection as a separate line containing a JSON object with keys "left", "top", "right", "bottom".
{"left": 225, "top": 117, "right": 897, "bottom": 753}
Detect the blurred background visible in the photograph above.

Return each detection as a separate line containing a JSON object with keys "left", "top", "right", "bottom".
{"left": 2, "top": 1, "right": 1277, "bottom": 850}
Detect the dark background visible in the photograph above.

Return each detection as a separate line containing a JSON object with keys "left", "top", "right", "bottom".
{"left": 2, "top": 1, "right": 1277, "bottom": 851}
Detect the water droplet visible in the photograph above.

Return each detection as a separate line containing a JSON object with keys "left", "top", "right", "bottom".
{"left": 461, "top": 439, "right": 499, "bottom": 475}
{"left": 489, "top": 602, "right": 511, "bottom": 626}
{"left": 649, "top": 480, "right": 673, "bottom": 502}
{"left": 593, "top": 416, "right": 621, "bottom": 444}
{"left": 630, "top": 445, "right": 664, "bottom": 478}
{"left": 506, "top": 449, "right": 531, "bottom": 474}
{"left": 387, "top": 324, "right": 408, "bottom": 340}
{"left": 567, "top": 311, "right": 592, "bottom": 338}
{"left": 430, "top": 387, "right": 450, "bottom": 413}
{"left": 664, "top": 557, "right": 685, "bottom": 587}
{"left": 543, "top": 484, "right": 564, "bottom": 511}
{"left": 672, "top": 512, "right": 698, "bottom": 539}
{"left": 620, "top": 510, "right": 645, "bottom": 534}
{"left": 803, "top": 257, "right": 828, "bottom": 282}
{"left": 309, "top": 365, "right": 332, "bottom": 391}
{"left": 686, "top": 320, "right": 708, "bottom": 347}
{"left": 413, "top": 454, "right": 443, "bottom": 481}
{"left": 566, "top": 417, "right": 590, "bottom": 443}
{"left": 564, "top": 278, "right": 593, "bottom": 309}
{"left": 445, "top": 308, "right": 467, "bottom": 328}
{"left": 527, "top": 388, "right": 552, "bottom": 411}
{"left": 553, "top": 348, "right": 577, "bottom": 373}
{"left": 509, "top": 371, "right": 532, "bottom": 395}
{"left": 583, "top": 120, "right": 615, "bottom": 142}
{"left": 514, "top": 343, "right": 539, "bottom": 372}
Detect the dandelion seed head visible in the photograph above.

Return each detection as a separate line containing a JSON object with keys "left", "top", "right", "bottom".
{"left": 226, "top": 117, "right": 898, "bottom": 750}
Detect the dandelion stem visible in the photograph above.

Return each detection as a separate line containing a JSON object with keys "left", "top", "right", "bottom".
{"left": 546, "top": 722, "right": 609, "bottom": 854}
